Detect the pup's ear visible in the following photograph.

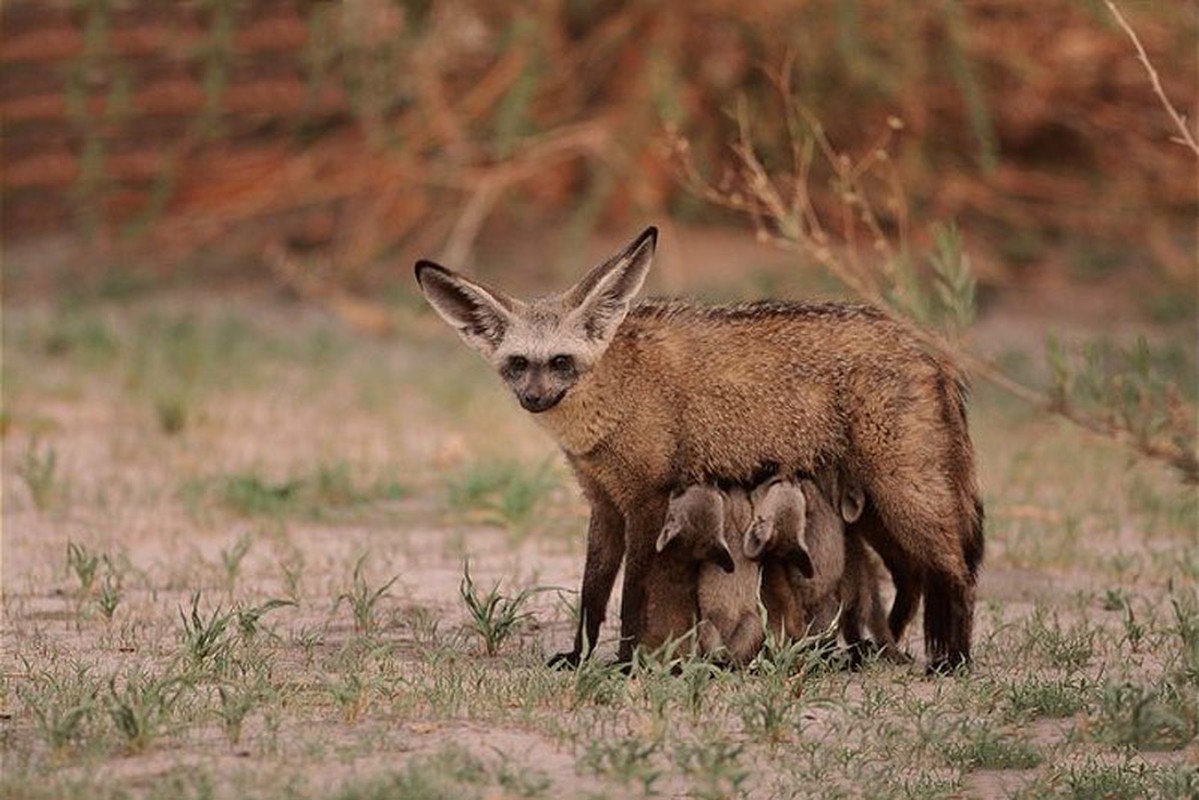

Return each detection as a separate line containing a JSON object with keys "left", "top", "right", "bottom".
{"left": 840, "top": 483, "right": 865, "bottom": 523}
{"left": 788, "top": 547, "right": 815, "bottom": 580}
{"left": 564, "top": 227, "right": 657, "bottom": 343}
{"left": 656, "top": 518, "right": 681, "bottom": 553}
{"left": 743, "top": 518, "right": 772, "bottom": 560}
{"left": 707, "top": 541, "right": 736, "bottom": 574}
{"left": 414, "top": 261, "right": 522, "bottom": 355}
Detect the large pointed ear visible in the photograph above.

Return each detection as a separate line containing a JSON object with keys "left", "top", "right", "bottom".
{"left": 840, "top": 483, "right": 865, "bottom": 524}
{"left": 564, "top": 227, "right": 657, "bottom": 343}
{"left": 414, "top": 260, "right": 521, "bottom": 354}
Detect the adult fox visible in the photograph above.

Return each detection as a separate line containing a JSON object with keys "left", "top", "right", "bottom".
{"left": 414, "top": 227, "right": 983, "bottom": 672}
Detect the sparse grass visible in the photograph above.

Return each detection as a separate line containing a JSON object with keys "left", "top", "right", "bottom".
{"left": 219, "top": 532, "right": 254, "bottom": 590}
{"left": 182, "top": 463, "right": 407, "bottom": 522}
{"left": 580, "top": 734, "right": 664, "bottom": 794}
{"left": 96, "top": 572, "right": 123, "bottom": 621}
{"left": 943, "top": 722, "right": 1044, "bottom": 770}
{"left": 446, "top": 459, "right": 559, "bottom": 535}
{"left": 4, "top": 292, "right": 1197, "bottom": 799}
{"left": 458, "top": 560, "right": 540, "bottom": 656}
{"left": 17, "top": 438, "right": 59, "bottom": 511}
{"left": 104, "top": 668, "right": 187, "bottom": 753}
{"left": 334, "top": 554, "right": 400, "bottom": 636}
{"left": 1002, "top": 673, "right": 1090, "bottom": 720}
{"left": 65, "top": 541, "right": 100, "bottom": 595}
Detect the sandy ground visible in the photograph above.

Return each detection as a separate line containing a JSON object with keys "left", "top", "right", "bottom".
{"left": 2, "top": 239, "right": 1196, "bottom": 798}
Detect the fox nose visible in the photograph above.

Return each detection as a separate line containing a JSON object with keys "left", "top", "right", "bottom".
{"left": 518, "top": 391, "right": 562, "bottom": 413}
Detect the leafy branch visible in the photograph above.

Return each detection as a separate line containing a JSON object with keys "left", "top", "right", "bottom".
{"left": 667, "top": 55, "right": 1197, "bottom": 483}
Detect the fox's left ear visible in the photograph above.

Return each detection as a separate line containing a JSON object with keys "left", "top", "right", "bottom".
{"left": 564, "top": 226, "right": 657, "bottom": 343}
{"left": 414, "top": 261, "right": 522, "bottom": 355}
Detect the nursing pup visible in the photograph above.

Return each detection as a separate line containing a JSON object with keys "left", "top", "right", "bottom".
{"left": 655, "top": 485, "right": 763, "bottom": 667}
{"left": 745, "top": 472, "right": 904, "bottom": 662}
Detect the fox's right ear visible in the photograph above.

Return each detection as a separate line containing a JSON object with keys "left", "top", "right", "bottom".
{"left": 414, "top": 261, "right": 521, "bottom": 355}
{"left": 564, "top": 226, "right": 657, "bottom": 344}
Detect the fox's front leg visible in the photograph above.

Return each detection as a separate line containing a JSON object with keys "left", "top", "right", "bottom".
{"left": 616, "top": 496, "right": 669, "bottom": 663}
{"left": 549, "top": 490, "right": 625, "bottom": 668}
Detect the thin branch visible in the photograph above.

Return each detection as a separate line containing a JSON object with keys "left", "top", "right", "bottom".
{"left": 667, "top": 96, "right": 1199, "bottom": 483}
{"left": 1104, "top": 0, "right": 1199, "bottom": 158}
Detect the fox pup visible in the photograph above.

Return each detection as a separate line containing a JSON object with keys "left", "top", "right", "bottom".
{"left": 746, "top": 472, "right": 905, "bottom": 662}
{"left": 656, "top": 484, "right": 764, "bottom": 667}
{"left": 414, "top": 227, "right": 983, "bottom": 671}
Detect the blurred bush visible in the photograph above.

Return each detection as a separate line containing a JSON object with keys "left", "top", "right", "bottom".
{"left": 1, "top": 0, "right": 1194, "bottom": 287}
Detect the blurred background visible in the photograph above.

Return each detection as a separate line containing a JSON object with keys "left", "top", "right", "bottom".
{"left": 2, "top": 0, "right": 1196, "bottom": 320}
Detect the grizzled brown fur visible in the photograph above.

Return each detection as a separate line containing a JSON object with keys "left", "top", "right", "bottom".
{"left": 414, "top": 227, "right": 984, "bottom": 671}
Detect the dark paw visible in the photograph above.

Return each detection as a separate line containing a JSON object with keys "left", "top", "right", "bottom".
{"left": 925, "top": 653, "right": 971, "bottom": 676}
{"left": 547, "top": 650, "right": 581, "bottom": 670}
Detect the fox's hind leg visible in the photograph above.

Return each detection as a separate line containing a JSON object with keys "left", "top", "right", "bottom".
{"left": 866, "top": 475, "right": 975, "bottom": 672}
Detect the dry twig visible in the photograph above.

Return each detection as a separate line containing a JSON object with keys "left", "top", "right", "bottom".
{"left": 1104, "top": 0, "right": 1199, "bottom": 158}
{"left": 668, "top": 89, "right": 1199, "bottom": 483}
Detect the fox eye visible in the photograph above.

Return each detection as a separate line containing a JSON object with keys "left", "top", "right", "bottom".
{"left": 549, "top": 354, "right": 574, "bottom": 373}
{"left": 505, "top": 355, "right": 529, "bottom": 374}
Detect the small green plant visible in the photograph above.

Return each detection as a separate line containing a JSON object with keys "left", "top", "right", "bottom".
{"left": 179, "top": 592, "right": 235, "bottom": 668}
{"left": 18, "top": 667, "right": 98, "bottom": 751}
{"left": 1169, "top": 587, "right": 1199, "bottom": 684}
{"left": 1002, "top": 673, "right": 1090, "bottom": 720}
{"left": 215, "top": 679, "right": 269, "bottom": 747}
{"left": 1021, "top": 606, "right": 1096, "bottom": 669}
{"left": 105, "top": 669, "right": 186, "bottom": 753}
{"left": 458, "top": 560, "right": 539, "bottom": 656}
{"left": 219, "top": 532, "right": 254, "bottom": 590}
{"left": 323, "top": 672, "right": 368, "bottom": 723}
{"left": 96, "top": 573, "right": 122, "bottom": 622}
{"left": 334, "top": 554, "right": 399, "bottom": 636}
{"left": 65, "top": 542, "right": 100, "bottom": 596}
{"left": 674, "top": 739, "right": 750, "bottom": 800}
{"left": 234, "top": 598, "right": 295, "bottom": 641}
{"left": 18, "top": 438, "right": 59, "bottom": 511}
{"left": 570, "top": 652, "right": 626, "bottom": 708}
{"left": 280, "top": 556, "right": 306, "bottom": 603}
{"left": 943, "top": 723, "right": 1043, "bottom": 770}
{"left": 1046, "top": 755, "right": 1159, "bottom": 800}
{"left": 580, "top": 734, "right": 663, "bottom": 794}
{"left": 1090, "top": 678, "right": 1197, "bottom": 751}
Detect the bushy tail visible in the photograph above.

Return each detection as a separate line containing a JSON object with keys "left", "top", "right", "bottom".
{"left": 941, "top": 366, "right": 985, "bottom": 583}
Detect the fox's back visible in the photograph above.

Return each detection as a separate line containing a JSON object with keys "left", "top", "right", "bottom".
{"left": 611, "top": 300, "right": 942, "bottom": 484}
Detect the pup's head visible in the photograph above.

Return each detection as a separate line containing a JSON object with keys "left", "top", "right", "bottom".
{"left": 744, "top": 474, "right": 866, "bottom": 580}
{"left": 744, "top": 478, "right": 812, "bottom": 576}
{"left": 656, "top": 485, "right": 736, "bottom": 574}
{"left": 413, "top": 227, "right": 657, "bottom": 414}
